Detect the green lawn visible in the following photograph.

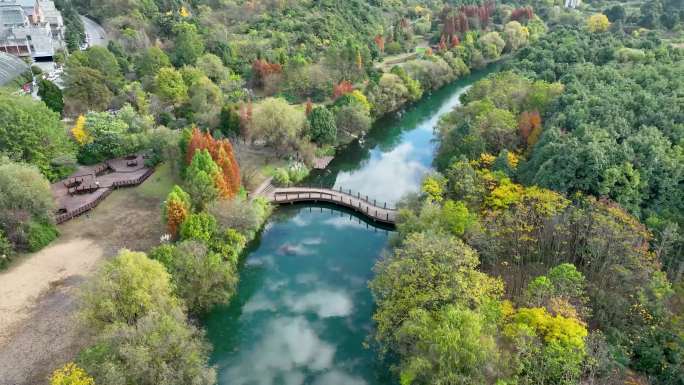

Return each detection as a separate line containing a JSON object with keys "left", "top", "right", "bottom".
{"left": 136, "top": 162, "right": 181, "bottom": 200}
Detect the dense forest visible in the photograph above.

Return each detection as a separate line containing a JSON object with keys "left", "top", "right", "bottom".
{"left": 1, "top": 0, "right": 683, "bottom": 384}
{"left": 375, "top": 11, "right": 683, "bottom": 385}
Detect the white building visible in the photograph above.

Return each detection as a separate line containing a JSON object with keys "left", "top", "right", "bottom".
{"left": 0, "top": 0, "right": 63, "bottom": 58}
{"left": 564, "top": 0, "right": 581, "bottom": 9}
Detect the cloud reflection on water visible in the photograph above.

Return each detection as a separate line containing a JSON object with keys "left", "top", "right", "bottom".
{"left": 334, "top": 142, "right": 429, "bottom": 204}
{"left": 223, "top": 316, "right": 337, "bottom": 385}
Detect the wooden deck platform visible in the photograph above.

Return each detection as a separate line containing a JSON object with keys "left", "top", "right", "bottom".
{"left": 51, "top": 154, "right": 154, "bottom": 224}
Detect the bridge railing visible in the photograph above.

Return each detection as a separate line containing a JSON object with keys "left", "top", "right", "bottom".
{"left": 272, "top": 190, "right": 396, "bottom": 223}
{"left": 277, "top": 185, "right": 397, "bottom": 211}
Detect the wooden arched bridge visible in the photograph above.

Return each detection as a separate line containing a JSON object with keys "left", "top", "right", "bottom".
{"left": 254, "top": 182, "right": 398, "bottom": 225}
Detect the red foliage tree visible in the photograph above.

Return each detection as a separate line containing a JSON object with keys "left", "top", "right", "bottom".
{"left": 518, "top": 111, "right": 542, "bottom": 147}
{"left": 439, "top": 36, "right": 448, "bottom": 51}
{"left": 305, "top": 98, "right": 313, "bottom": 116}
{"left": 451, "top": 35, "right": 460, "bottom": 48}
{"left": 252, "top": 59, "right": 282, "bottom": 88}
{"left": 374, "top": 34, "right": 385, "bottom": 54}
{"left": 332, "top": 80, "right": 354, "bottom": 100}
{"left": 457, "top": 12, "right": 469, "bottom": 33}
{"left": 511, "top": 7, "right": 534, "bottom": 23}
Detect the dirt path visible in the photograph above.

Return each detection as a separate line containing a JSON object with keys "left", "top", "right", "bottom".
{"left": 0, "top": 165, "right": 175, "bottom": 385}
{"left": 0, "top": 239, "right": 103, "bottom": 346}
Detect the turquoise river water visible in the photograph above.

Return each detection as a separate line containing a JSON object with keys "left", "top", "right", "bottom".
{"left": 202, "top": 65, "right": 499, "bottom": 385}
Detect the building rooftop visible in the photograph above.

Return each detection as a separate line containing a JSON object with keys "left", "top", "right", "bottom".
{"left": 0, "top": 51, "right": 29, "bottom": 85}
{"left": 0, "top": 5, "right": 26, "bottom": 25}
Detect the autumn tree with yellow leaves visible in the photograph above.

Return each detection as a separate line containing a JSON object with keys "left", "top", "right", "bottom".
{"left": 587, "top": 13, "right": 610, "bottom": 32}
{"left": 50, "top": 363, "right": 95, "bottom": 385}
{"left": 70, "top": 115, "right": 90, "bottom": 145}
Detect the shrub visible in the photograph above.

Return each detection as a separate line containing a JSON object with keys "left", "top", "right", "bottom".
{"left": 49, "top": 363, "right": 94, "bottom": 385}
{"left": 78, "top": 307, "right": 216, "bottom": 385}
{"left": 179, "top": 212, "right": 218, "bottom": 243}
{"left": 26, "top": 222, "right": 58, "bottom": 252}
{"left": 79, "top": 250, "right": 180, "bottom": 329}
{"left": 208, "top": 197, "right": 272, "bottom": 239}
{"left": 307, "top": 106, "right": 337, "bottom": 145}
{"left": 0, "top": 230, "right": 13, "bottom": 269}
{"left": 272, "top": 167, "right": 291, "bottom": 186}
{"left": 157, "top": 241, "right": 238, "bottom": 314}
{"left": 38, "top": 78, "right": 64, "bottom": 115}
{"left": 271, "top": 163, "right": 310, "bottom": 187}
{"left": 385, "top": 41, "right": 403, "bottom": 55}
{"left": 0, "top": 159, "right": 56, "bottom": 253}
{"left": 335, "top": 103, "right": 372, "bottom": 140}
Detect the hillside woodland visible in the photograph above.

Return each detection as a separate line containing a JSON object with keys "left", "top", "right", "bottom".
{"left": 1, "top": 0, "right": 682, "bottom": 384}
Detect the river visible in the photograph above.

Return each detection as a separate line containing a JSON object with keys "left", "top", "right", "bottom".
{"left": 202, "top": 65, "right": 499, "bottom": 385}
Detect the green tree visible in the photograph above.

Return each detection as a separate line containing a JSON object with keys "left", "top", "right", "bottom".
{"left": 135, "top": 46, "right": 171, "bottom": 78}
{"left": 397, "top": 305, "right": 500, "bottom": 385}
{"left": 78, "top": 307, "right": 216, "bottom": 385}
{"left": 151, "top": 241, "right": 238, "bottom": 314}
{"left": 474, "top": 108, "right": 518, "bottom": 154}
{"left": 186, "top": 75, "right": 223, "bottom": 128}
{"left": 0, "top": 92, "right": 74, "bottom": 179}
{"left": 504, "top": 307, "right": 588, "bottom": 385}
{"left": 604, "top": 5, "right": 626, "bottom": 22}
{"left": 334, "top": 102, "right": 371, "bottom": 139}
{"left": 65, "top": 47, "right": 123, "bottom": 93}
{"left": 185, "top": 150, "right": 220, "bottom": 210}
{"left": 370, "top": 232, "right": 503, "bottom": 350}
{"left": 155, "top": 67, "right": 188, "bottom": 105}
{"left": 251, "top": 98, "right": 305, "bottom": 154}
{"left": 179, "top": 212, "right": 218, "bottom": 243}
{"left": 37, "top": 78, "right": 64, "bottom": 115}
{"left": 171, "top": 22, "right": 205, "bottom": 66}
{"left": 307, "top": 106, "right": 337, "bottom": 144}
{"left": 219, "top": 104, "right": 241, "bottom": 137}
{"left": 440, "top": 200, "right": 476, "bottom": 236}
{"left": 64, "top": 66, "right": 114, "bottom": 113}
{"left": 503, "top": 21, "right": 529, "bottom": 52}
{"left": 478, "top": 32, "right": 505, "bottom": 60}
{"left": 196, "top": 53, "right": 227, "bottom": 83}
{"left": 0, "top": 159, "right": 58, "bottom": 256}
{"left": 79, "top": 250, "right": 180, "bottom": 329}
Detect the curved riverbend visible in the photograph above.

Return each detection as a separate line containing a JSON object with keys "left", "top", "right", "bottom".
{"left": 203, "top": 64, "right": 500, "bottom": 385}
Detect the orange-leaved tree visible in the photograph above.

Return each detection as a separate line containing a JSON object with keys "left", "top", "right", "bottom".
{"left": 332, "top": 80, "right": 354, "bottom": 100}
{"left": 185, "top": 127, "right": 241, "bottom": 198}
{"left": 518, "top": 110, "right": 542, "bottom": 149}
{"left": 164, "top": 185, "right": 191, "bottom": 236}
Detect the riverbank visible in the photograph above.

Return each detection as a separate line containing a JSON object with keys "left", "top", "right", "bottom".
{"left": 0, "top": 165, "right": 175, "bottom": 385}
{"left": 203, "top": 64, "right": 501, "bottom": 385}
{"left": 0, "top": 63, "right": 501, "bottom": 385}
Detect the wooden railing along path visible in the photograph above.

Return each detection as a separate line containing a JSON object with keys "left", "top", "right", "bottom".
{"left": 54, "top": 167, "right": 155, "bottom": 224}
{"left": 256, "top": 185, "right": 398, "bottom": 225}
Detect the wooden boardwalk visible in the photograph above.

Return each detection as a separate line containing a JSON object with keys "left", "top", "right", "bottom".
{"left": 255, "top": 184, "right": 398, "bottom": 225}
{"left": 51, "top": 154, "right": 154, "bottom": 224}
